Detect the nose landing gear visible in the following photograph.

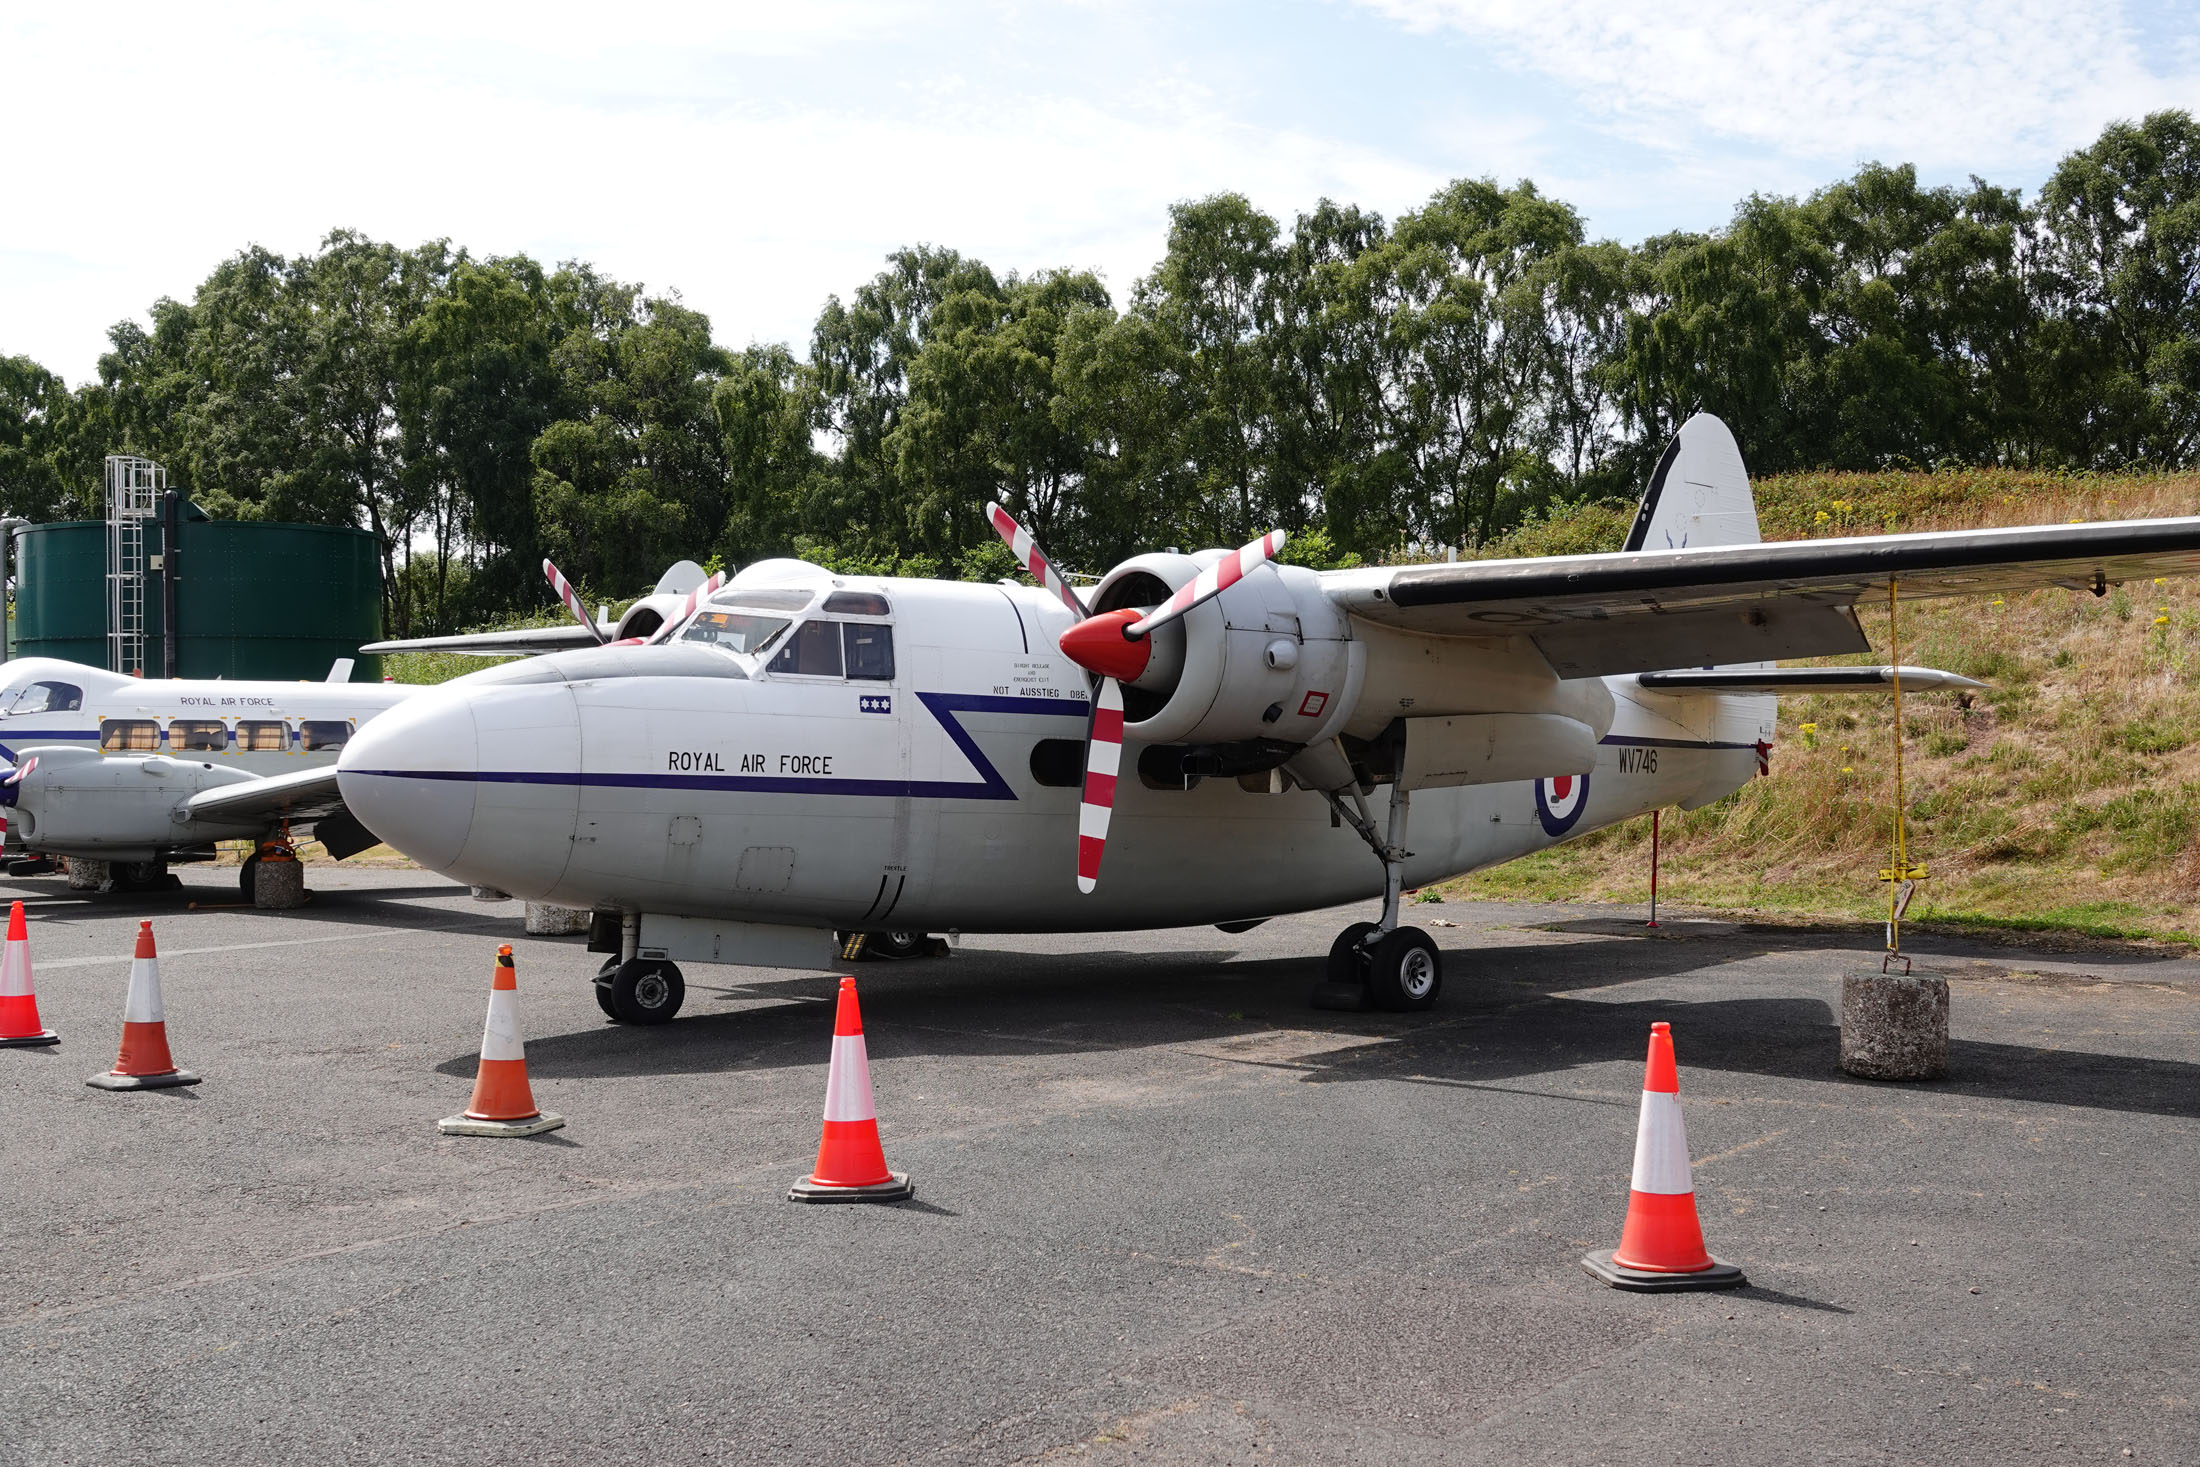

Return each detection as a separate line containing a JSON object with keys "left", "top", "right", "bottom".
{"left": 595, "top": 956, "right": 686, "bottom": 1024}
{"left": 1313, "top": 785, "right": 1443, "bottom": 1013}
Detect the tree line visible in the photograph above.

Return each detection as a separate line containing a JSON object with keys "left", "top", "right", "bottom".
{"left": 1, "top": 110, "right": 2195, "bottom": 637}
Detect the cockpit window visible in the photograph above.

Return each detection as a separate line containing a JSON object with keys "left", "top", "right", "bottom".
{"left": 843, "top": 623, "right": 894, "bottom": 680}
{"left": 823, "top": 590, "right": 891, "bottom": 616}
{"left": 7, "top": 680, "right": 82, "bottom": 714}
{"left": 711, "top": 587, "right": 813, "bottom": 612}
{"left": 768, "top": 619, "right": 845, "bottom": 677}
{"left": 680, "top": 609, "right": 792, "bottom": 656}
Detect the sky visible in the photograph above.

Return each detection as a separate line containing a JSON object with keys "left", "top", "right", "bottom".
{"left": 4, "top": 0, "right": 2197, "bottom": 386}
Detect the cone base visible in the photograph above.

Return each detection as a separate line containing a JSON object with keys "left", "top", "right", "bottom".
{"left": 87, "top": 1068, "right": 200, "bottom": 1090}
{"left": 1, "top": 1029, "right": 59, "bottom": 1047}
{"left": 1580, "top": 1249, "right": 1746, "bottom": 1292}
{"left": 788, "top": 1171, "right": 913, "bottom": 1204}
{"left": 439, "top": 1110, "right": 565, "bottom": 1137}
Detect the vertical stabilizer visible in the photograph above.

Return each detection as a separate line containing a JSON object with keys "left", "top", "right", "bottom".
{"left": 1623, "top": 415, "right": 1761, "bottom": 553}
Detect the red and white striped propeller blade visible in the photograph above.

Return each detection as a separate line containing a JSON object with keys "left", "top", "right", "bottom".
{"left": 1077, "top": 678, "right": 1125, "bottom": 894}
{"left": 1127, "top": 529, "right": 1287, "bottom": 638}
{"left": 542, "top": 559, "right": 608, "bottom": 643}
{"left": 985, "top": 502, "right": 1089, "bottom": 618}
{"left": 643, "top": 571, "right": 728, "bottom": 646}
{"left": 4, "top": 756, "right": 37, "bottom": 786}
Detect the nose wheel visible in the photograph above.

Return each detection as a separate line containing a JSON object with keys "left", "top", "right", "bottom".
{"left": 1312, "top": 783, "right": 1444, "bottom": 1012}
{"left": 595, "top": 956, "right": 687, "bottom": 1024}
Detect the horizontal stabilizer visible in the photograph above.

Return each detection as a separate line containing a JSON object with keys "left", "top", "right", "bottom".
{"left": 359, "top": 624, "right": 605, "bottom": 657}
{"left": 1636, "top": 666, "right": 1987, "bottom": 694}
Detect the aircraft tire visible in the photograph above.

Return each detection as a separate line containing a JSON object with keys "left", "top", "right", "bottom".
{"left": 1325, "top": 922, "right": 1381, "bottom": 987}
{"left": 868, "top": 930, "right": 925, "bottom": 960}
{"left": 608, "top": 958, "right": 685, "bottom": 1025}
{"left": 593, "top": 958, "right": 621, "bottom": 1020}
{"left": 1366, "top": 928, "right": 1442, "bottom": 1013}
{"left": 113, "top": 860, "right": 170, "bottom": 894}
{"left": 237, "top": 855, "right": 259, "bottom": 899}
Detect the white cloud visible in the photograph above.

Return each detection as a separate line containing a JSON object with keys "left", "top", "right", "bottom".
{"left": 1363, "top": 0, "right": 2198, "bottom": 175}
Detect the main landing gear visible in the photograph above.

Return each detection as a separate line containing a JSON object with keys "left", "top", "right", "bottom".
{"left": 1313, "top": 784, "right": 1443, "bottom": 1013}
{"left": 595, "top": 955, "right": 686, "bottom": 1025}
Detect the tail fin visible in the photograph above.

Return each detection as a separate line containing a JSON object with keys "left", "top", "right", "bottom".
{"left": 1623, "top": 414, "right": 1760, "bottom": 553}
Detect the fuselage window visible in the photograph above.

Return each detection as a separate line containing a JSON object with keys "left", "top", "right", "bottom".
{"left": 8, "top": 681, "right": 83, "bottom": 715}
{"left": 768, "top": 619, "right": 844, "bottom": 678}
{"left": 1030, "top": 739, "right": 1084, "bottom": 788}
{"left": 843, "top": 623, "right": 895, "bottom": 680}
{"left": 171, "top": 720, "right": 226, "bottom": 752}
{"left": 100, "top": 719, "right": 160, "bottom": 752}
{"left": 235, "top": 720, "right": 289, "bottom": 753}
{"left": 823, "top": 590, "right": 891, "bottom": 616}
{"left": 301, "top": 719, "right": 353, "bottom": 752}
{"left": 681, "top": 610, "right": 792, "bottom": 655}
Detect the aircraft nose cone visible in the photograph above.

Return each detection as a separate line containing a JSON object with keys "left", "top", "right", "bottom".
{"left": 337, "top": 692, "right": 480, "bottom": 872}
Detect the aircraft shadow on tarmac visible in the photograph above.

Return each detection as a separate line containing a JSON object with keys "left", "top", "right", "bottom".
{"left": 441, "top": 933, "right": 2200, "bottom": 1123}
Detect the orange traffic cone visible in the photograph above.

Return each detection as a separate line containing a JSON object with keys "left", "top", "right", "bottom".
{"left": 87, "top": 921, "right": 199, "bottom": 1090}
{"left": 439, "top": 945, "right": 564, "bottom": 1137}
{"left": 789, "top": 976, "right": 913, "bottom": 1203}
{"left": 0, "top": 900, "right": 57, "bottom": 1047}
{"left": 1581, "top": 1021, "right": 1745, "bottom": 1291}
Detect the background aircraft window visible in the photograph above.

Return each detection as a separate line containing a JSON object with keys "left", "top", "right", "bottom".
{"left": 843, "top": 623, "right": 895, "bottom": 680}
{"left": 768, "top": 619, "right": 844, "bottom": 677}
{"left": 171, "top": 720, "right": 226, "bottom": 752}
{"left": 822, "top": 590, "right": 891, "bottom": 616}
{"left": 1030, "top": 738, "right": 1083, "bottom": 788}
{"left": 9, "top": 681, "right": 82, "bottom": 714}
{"left": 235, "top": 720, "right": 289, "bottom": 752}
{"left": 681, "top": 610, "right": 791, "bottom": 655}
{"left": 301, "top": 719, "right": 353, "bottom": 752}
{"left": 100, "top": 719, "right": 160, "bottom": 752}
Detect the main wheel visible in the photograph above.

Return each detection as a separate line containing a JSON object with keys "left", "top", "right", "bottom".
{"left": 606, "top": 958, "right": 686, "bottom": 1025}
{"left": 867, "top": 930, "right": 925, "bottom": 960}
{"left": 1366, "top": 927, "right": 1442, "bottom": 1012}
{"left": 593, "top": 957, "right": 621, "bottom": 1019}
{"left": 113, "top": 859, "right": 169, "bottom": 893}
{"left": 238, "top": 854, "right": 260, "bottom": 899}
{"left": 1326, "top": 921, "right": 1380, "bottom": 987}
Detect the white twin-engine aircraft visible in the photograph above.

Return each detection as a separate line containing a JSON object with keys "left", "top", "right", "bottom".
{"left": 105, "top": 414, "right": 2200, "bottom": 1024}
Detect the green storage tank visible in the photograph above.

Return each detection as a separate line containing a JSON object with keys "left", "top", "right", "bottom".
{"left": 12, "top": 518, "right": 384, "bottom": 680}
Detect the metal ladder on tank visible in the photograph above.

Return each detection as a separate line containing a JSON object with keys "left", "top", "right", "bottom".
{"left": 104, "top": 456, "right": 163, "bottom": 677}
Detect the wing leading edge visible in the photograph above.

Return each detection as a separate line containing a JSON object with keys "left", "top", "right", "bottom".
{"left": 1329, "top": 517, "right": 2200, "bottom": 678}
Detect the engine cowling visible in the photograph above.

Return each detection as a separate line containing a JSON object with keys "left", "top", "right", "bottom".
{"left": 1086, "top": 553, "right": 1356, "bottom": 752}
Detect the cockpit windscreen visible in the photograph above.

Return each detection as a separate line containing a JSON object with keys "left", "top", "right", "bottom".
{"left": 680, "top": 610, "right": 792, "bottom": 656}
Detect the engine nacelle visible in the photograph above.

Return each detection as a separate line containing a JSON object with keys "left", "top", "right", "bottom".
{"left": 4, "top": 746, "right": 266, "bottom": 860}
{"left": 1088, "top": 553, "right": 1358, "bottom": 750}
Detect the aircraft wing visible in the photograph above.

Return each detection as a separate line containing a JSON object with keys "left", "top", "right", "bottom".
{"left": 1327, "top": 518, "right": 2200, "bottom": 678}
{"left": 181, "top": 767, "right": 382, "bottom": 860}
{"left": 1635, "top": 666, "right": 1987, "bottom": 693}
{"left": 359, "top": 624, "right": 604, "bottom": 657}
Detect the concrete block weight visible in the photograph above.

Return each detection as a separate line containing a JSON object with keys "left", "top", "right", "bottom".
{"left": 524, "top": 903, "right": 591, "bottom": 935}
{"left": 1840, "top": 968, "right": 1949, "bottom": 1080}
{"left": 253, "top": 855, "right": 307, "bottom": 910}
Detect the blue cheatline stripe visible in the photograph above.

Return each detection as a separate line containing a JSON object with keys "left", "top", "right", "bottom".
{"left": 1599, "top": 735, "right": 1760, "bottom": 751}
{"left": 347, "top": 689, "right": 1092, "bottom": 802}
{"left": 0, "top": 729, "right": 100, "bottom": 762}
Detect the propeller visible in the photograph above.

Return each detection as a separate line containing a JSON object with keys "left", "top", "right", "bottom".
{"left": 5, "top": 756, "right": 36, "bottom": 785}
{"left": 641, "top": 571, "right": 728, "bottom": 646}
{"left": 985, "top": 503, "right": 1285, "bottom": 893}
{"left": 542, "top": 560, "right": 608, "bottom": 644}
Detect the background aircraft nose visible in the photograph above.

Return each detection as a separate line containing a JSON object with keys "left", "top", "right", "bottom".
{"left": 337, "top": 692, "right": 481, "bottom": 873}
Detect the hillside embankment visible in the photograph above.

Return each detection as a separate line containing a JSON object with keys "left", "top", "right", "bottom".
{"left": 1453, "top": 468, "right": 2200, "bottom": 943}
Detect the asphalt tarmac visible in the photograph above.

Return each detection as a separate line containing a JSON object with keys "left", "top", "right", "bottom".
{"left": 4, "top": 867, "right": 2198, "bottom": 1465}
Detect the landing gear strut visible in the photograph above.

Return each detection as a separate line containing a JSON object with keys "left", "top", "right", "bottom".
{"left": 1313, "top": 784, "right": 1442, "bottom": 1013}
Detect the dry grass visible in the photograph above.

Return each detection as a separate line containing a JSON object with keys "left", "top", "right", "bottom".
{"left": 1453, "top": 469, "right": 2200, "bottom": 942}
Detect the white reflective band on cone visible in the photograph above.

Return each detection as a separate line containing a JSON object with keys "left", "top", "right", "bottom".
{"left": 822, "top": 1034, "right": 877, "bottom": 1122}
{"left": 1629, "top": 1089, "right": 1694, "bottom": 1195}
{"left": 480, "top": 990, "right": 525, "bottom": 1062}
{"left": 123, "top": 958, "right": 164, "bottom": 1024}
{"left": 1, "top": 941, "right": 29, "bottom": 997}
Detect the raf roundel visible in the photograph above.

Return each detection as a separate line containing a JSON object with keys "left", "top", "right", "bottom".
{"left": 1534, "top": 772, "right": 1590, "bottom": 837}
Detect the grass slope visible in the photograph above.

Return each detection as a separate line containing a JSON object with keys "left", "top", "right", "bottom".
{"left": 1453, "top": 468, "right": 2200, "bottom": 943}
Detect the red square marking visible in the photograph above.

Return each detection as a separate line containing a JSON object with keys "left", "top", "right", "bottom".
{"left": 1298, "top": 691, "right": 1330, "bottom": 718}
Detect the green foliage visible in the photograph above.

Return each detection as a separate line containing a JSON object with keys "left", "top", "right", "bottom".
{"left": 2118, "top": 717, "right": 2188, "bottom": 754}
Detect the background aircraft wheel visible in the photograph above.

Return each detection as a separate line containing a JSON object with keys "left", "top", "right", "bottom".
{"left": 114, "top": 860, "right": 170, "bottom": 894}
{"left": 608, "top": 958, "right": 685, "bottom": 1025}
{"left": 868, "top": 930, "right": 925, "bottom": 960}
{"left": 1366, "top": 928, "right": 1442, "bottom": 1012}
{"left": 1326, "top": 921, "right": 1380, "bottom": 987}
{"left": 593, "top": 957, "right": 621, "bottom": 1020}
{"left": 237, "top": 854, "right": 259, "bottom": 898}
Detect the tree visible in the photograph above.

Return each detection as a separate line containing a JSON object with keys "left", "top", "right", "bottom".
{"left": 0, "top": 356, "right": 72, "bottom": 522}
